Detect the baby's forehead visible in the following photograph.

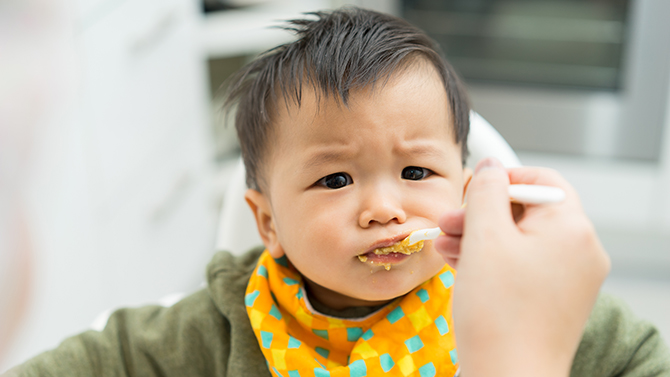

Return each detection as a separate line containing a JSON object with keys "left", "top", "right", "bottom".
{"left": 268, "top": 76, "right": 455, "bottom": 169}
{"left": 271, "top": 63, "right": 453, "bottom": 135}
{"left": 278, "top": 60, "right": 435, "bottom": 109}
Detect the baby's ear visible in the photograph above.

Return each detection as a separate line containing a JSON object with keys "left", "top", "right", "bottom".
{"left": 245, "top": 189, "right": 285, "bottom": 258}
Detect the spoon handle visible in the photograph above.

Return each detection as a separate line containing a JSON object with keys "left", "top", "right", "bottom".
{"left": 407, "top": 184, "right": 566, "bottom": 245}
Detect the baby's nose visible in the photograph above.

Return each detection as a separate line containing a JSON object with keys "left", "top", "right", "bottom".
{"left": 358, "top": 186, "right": 407, "bottom": 227}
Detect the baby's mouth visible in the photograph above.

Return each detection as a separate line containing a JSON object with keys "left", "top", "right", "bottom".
{"left": 358, "top": 238, "right": 426, "bottom": 270}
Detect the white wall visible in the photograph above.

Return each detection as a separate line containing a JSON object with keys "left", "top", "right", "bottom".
{"left": 2, "top": 0, "right": 217, "bottom": 371}
{"left": 513, "top": 54, "right": 670, "bottom": 241}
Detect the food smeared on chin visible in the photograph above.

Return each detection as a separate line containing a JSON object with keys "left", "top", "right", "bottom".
{"left": 358, "top": 239, "right": 425, "bottom": 270}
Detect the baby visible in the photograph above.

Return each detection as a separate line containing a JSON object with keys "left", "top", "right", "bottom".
{"left": 8, "top": 7, "right": 669, "bottom": 377}
{"left": 227, "top": 8, "right": 472, "bottom": 375}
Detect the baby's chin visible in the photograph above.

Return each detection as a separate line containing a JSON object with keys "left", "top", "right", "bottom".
{"left": 305, "top": 273, "right": 424, "bottom": 309}
{"left": 349, "top": 277, "right": 424, "bottom": 302}
{"left": 344, "top": 262, "right": 448, "bottom": 303}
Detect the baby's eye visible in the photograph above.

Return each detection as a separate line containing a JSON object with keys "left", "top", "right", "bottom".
{"left": 317, "top": 172, "right": 353, "bottom": 189}
{"left": 402, "top": 166, "right": 432, "bottom": 180}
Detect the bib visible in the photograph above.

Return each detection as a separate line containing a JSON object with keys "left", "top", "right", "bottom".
{"left": 245, "top": 251, "right": 459, "bottom": 377}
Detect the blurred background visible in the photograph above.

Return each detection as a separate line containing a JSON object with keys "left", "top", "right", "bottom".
{"left": 1, "top": 0, "right": 669, "bottom": 371}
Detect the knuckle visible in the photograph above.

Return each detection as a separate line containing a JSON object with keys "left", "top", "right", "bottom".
{"left": 470, "top": 169, "right": 507, "bottom": 191}
{"left": 537, "top": 167, "right": 576, "bottom": 192}
{"left": 564, "top": 216, "right": 611, "bottom": 274}
{"left": 566, "top": 216, "right": 596, "bottom": 244}
{"left": 540, "top": 167, "right": 562, "bottom": 180}
{"left": 604, "top": 255, "right": 612, "bottom": 273}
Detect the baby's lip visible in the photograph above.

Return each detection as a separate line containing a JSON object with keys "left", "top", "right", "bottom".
{"left": 361, "top": 233, "right": 411, "bottom": 255}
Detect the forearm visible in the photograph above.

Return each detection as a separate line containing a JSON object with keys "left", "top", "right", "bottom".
{"left": 4, "top": 329, "right": 127, "bottom": 377}
{"left": 5, "top": 305, "right": 166, "bottom": 377}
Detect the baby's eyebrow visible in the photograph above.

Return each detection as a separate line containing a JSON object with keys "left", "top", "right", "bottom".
{"left": 303, "top": 148, "right": 355, "bottom": 171}
{"left": 395, "top": 143, "right": 447, "bottom": 159}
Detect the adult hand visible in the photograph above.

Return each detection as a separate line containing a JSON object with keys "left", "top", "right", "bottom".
{"left": 435, "top": 157, "right": 610, "bottom": 377}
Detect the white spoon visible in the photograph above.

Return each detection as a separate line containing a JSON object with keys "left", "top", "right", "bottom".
{"left": 406, "top": 184, "right": 566, "bottom": 245}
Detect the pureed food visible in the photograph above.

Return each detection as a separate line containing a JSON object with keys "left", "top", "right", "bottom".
{"left": 358, "top": 239, "right": 425, "bottom": 270}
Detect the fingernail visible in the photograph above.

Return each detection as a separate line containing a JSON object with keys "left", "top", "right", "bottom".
{"left": 475, "top": 157, "right": 504, "bottom": 174}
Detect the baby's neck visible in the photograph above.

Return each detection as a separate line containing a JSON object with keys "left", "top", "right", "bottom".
{"left": 308, "top": 293, "right": 388, "bottom": 319}
{"left": 302, "top": 276, "right": 392, "bottom": 315}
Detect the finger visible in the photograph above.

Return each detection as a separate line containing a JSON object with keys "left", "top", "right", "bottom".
{"left": 507, "top": 167, "right": 572, "bottom": 191}
{"left": 464, "top": 157, "right": 516, "bottom": 232}
{"left": 438, "top": 208, "right": 465, "bottom": 236}
{"left": 434, "top": 234, "right": 461, "bottom": 256}
{"left": 444, "top": 257, "right": 459, "bottom": 270}
{"left": 507, "top": 166, "right": 583, "bottom": 212}
{"left": 434, "top": 235, "right": 461, "bottom": 269}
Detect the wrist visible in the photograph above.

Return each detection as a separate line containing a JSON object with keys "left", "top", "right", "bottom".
{"left": 456, "top": 340, "right": 573, "bottom": 377}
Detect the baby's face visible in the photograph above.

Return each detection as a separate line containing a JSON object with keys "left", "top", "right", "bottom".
{"left": 247, "top": 62, "right": 470, "bottom": 309}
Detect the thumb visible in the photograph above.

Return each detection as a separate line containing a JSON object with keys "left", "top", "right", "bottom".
{"left": 464, "top": 157, "right": 515, "bottom": 232}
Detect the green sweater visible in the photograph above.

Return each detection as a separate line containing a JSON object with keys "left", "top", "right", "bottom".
{"left": 6, "top": 247, "right": 670, "bottom": 377}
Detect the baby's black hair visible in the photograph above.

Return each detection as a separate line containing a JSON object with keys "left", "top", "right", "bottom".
{"left": 223, "top": 7, "right": 470, "bottom": 191}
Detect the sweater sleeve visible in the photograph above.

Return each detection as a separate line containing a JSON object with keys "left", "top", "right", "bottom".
{"left": 570, "top": 293, "right": 670, "bottom": 377}
{"left": 4, "top": 289, "right": 233, "bottom": 377}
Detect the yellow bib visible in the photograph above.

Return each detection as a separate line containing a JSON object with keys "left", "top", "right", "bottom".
{"left": 245, "top": 251, "right": 459, "bottom": 377}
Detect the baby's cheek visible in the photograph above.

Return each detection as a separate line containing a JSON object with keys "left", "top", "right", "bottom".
{"left": 413, "top": 183, "right": 459, "bottom": 214}
{"left": 417, "top": 199, "right": 453, "bottom": 223}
